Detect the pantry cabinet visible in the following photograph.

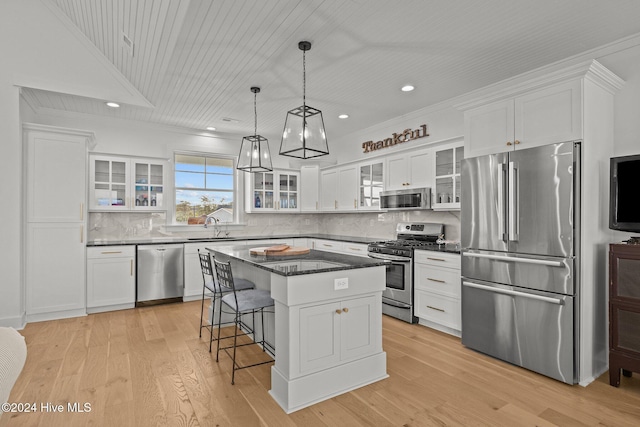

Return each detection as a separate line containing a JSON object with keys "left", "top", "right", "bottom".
{"left": 89, "top": 154, "right": 166, "bottom": 210}
{"left": 414, "top": 250, "right": 461, "bottom": 336}
{"left": 385, "top": 148, "right": 431, "bottom": 190}
{"left": 86, "top": 246, "right": 136, "bottom": 313}
{"left": 24, "top": 124, "right": 94, "bottom": 322}
{"left": 463, "top": 80, "right": 582, "bottom": 158}
{"left": 245, "top": 170, "right": 300, "bottom": 213}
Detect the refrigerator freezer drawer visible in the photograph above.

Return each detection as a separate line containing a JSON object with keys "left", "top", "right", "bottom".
{"left": 461, "top": 280, "right": 576, "bottom": 384}
{"left": 462, "top": 250, "right": 574, "bottom": 295}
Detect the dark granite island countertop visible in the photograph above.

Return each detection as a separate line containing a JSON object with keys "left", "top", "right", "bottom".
{"left": 206, "top": 244, "right": 389, "bottom": 276}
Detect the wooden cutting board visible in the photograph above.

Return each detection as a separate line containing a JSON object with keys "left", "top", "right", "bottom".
{"left": 249, "top": 245, "right": 311, "bottom": 256}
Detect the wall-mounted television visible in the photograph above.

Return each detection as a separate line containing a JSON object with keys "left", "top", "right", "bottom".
{"left": 610, "top": 154, "right": 640, "bottom": 232}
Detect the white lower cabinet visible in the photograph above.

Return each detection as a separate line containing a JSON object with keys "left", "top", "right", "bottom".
{"left": 298, "top": 295, "right": 378, "bottom": 375}
{"left": 413, "top": 250, "right": 461, "bottom": 336}
{"left": 86, "top": 246, "right": 136, "bottom": 313}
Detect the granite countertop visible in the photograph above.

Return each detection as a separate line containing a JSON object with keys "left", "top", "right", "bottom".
{"left": 86, "top": 234, "right": 384, "bottom": 247}
{"left": 207, "top": 245, "right": 389, "bottom": 277}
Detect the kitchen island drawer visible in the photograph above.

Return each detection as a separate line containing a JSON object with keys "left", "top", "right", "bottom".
{"left": 415, "top": 290, "right": 460, "bottom": 330}
{"left": 414, "top": 265, "right": 460, "bottom": 298}
{"left": 414, "top": 250, "right": 460, "bottom": 269}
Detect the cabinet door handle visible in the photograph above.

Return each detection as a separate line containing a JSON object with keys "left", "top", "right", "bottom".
{"left": 506, "top": 141, "right": 512, "bottom": 146}
{"left": 426, "top": 257, "right": 446, "bottom": 262}
{"left": 514, "top": 140, "right": 520, "bottom": 145}
{"left": 101, "top": 251, "right": 122, "bottom": 254}
{"left": 427, "top": 305, "right": 445, "bottom": 312}
{"left": 80, "top": 225, "right": 83, "bottom": 243}
{"left": 316, "top": 201, "right": 318, "bottom": 210}
{"left": 335, "top": 309, "right": 342, "bottom": 314}
{"left": 334, "top": 200, "right": 337, "bottom": 209}
{"left": 354, "top": 199, "right": 357, "bottom": 208}
{"left": 427, "top": 277, "right": 446, "bottom": 283}
{"left": 130, "top": 259, "right": 134, "bottom": 276}
{"left": 348, "top": 247, "right": 362, "bottom": 251}
{"left": 80, "top": 203, "right": 84, "bottom": 220}
{"left": 343, "top": 307, "right": 349, "bottom": 313}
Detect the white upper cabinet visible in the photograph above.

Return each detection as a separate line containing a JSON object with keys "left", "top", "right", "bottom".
{"left": 245, "top": 169, "right": 299, "bottom": 213}
{"left": 463, "top": 80, "right": 582, "bottom": 158}
{"left": 321, "top": 165, "right": 358, "bottom": 211}
{"left": 89, "top": 154, "right": 166, "bottom": 211}
{"left": 385, "top": 148, "right": 431, "bottom": 190}
{"left": 300, "top": 165, "right": 320, "bottom": 212}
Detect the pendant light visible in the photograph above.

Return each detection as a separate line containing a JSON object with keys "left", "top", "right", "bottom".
{"left": 280, "top": 41, "right": 329, "bottom": 159}
{"left": 237, "top": 87, "right": 273, "bottom": 172}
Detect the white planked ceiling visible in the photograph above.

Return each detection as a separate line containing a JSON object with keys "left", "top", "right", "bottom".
{"left": 21, "top": 0, "right": 640, "bottom": 143}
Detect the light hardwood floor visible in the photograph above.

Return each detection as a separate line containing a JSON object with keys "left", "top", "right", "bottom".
{"left": 2, "top": 300, "right": 640, "bottom": 426}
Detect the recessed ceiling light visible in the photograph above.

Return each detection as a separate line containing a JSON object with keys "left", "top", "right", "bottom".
{"left": 206, "top": 126, "right": 216, "bottom": 131}
{"left": 338, "top": 114, "right": 349, "bottom": 119}
{"left": 105, "top": 102, "right": 120, "bottom": 108}
{"left": 401, "top": 85, "right": 415, "bottom": 92}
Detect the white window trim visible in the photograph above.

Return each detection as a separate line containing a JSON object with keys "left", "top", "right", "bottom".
{"left": 170, "top": 151, "right": 241, "bottom": 226}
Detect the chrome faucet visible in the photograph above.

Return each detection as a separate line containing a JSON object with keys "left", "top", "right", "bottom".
{"left": 204, "top": 216, "right": 222, "bottom": 237}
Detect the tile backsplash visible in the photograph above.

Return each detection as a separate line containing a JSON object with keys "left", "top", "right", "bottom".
{"left": 88, "top": 210, "right": 461, "bottom": 242}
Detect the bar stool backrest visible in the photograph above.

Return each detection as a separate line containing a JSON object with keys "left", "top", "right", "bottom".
{"left": 213, "top": 259, "right": 238, "bottom": 308}
{"left": 198, "top": 250, "right": 213, "bottom": 276}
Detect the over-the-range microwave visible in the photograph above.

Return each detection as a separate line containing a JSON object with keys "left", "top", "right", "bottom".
{"left": 380, "top": 187, "right": 432, "bottom": 210}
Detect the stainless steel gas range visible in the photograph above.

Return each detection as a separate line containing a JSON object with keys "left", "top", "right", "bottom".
{"left": 367, "top": 222, "right": 445, "bottom": 323}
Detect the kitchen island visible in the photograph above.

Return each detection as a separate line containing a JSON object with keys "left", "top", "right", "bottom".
{"left": 207, "top": 244, "right": 388, "bottom": 414}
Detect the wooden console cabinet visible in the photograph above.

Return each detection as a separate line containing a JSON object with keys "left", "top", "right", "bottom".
{"left": 609, "top": 243, "right": 640, "bottom": 386}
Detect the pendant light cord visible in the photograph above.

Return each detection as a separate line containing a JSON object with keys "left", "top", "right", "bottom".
{"left": 302, "top": 48, "right": 306, "bottom": 111}
{"left": 254, "top": 90, "right": 258, "bottom": 136}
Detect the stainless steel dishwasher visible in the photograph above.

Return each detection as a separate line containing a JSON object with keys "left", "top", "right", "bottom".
{"left": 137, "top": 244, "right": 184, "bottom": 306}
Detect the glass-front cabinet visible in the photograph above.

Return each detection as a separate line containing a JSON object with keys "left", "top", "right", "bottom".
{"left": 89, "top": 154, "right": 165, "bottom": 211}
{"left": 433, "top": 145, "right": 463, "bottom": 210}
{"left": 247, "top": 170, "right": 299, "bottom": 212}
{"left": 278, "top": 172, "right": 298, "bottom": 210}
{"left": 359, "top": 162, "right": 383, "bottom": 209}
{"left": 251, "top": 171, "right": 275, "bottom": 210}
{"left": 133, "top": 161, "right": 164, "bottom": 208}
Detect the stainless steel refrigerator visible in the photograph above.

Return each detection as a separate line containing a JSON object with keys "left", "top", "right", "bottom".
{"left": 460, "top": 141, "right": 580, "bottom": 384}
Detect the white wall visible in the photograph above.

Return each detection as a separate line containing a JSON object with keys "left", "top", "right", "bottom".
{"left": 599, "top": 43, "right": 640, "bottom": 243}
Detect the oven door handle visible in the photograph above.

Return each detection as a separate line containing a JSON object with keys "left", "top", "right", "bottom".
{"left": 368, "top": 252, "right": 411, "bottom": 262}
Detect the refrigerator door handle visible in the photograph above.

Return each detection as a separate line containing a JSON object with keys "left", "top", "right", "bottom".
{"left": 462, "top": 251, "right": 565, "bottom": 267}
{"left": 508, "top": 161, "right": 519, "bottom": 241}
{"left": 462, "top": 281, "right": 565, "bottom": 305}
{"left": 498, "top": 162, "right": 507, "bottom": 241}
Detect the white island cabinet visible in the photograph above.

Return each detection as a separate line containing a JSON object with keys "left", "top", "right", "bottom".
{"left": 207, "top": 245, "right": 387, "bottom": 414}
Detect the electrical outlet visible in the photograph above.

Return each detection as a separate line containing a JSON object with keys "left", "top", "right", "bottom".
{"left": 334, "top": 277, "right": 348, "bottom": 290}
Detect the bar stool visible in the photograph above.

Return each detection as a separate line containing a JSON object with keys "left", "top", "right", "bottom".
{"left": 198, "top": 249, "right": 255, "bottom": 352}
{"left": 213, "top": 258, "right": 275, "bottom": 384}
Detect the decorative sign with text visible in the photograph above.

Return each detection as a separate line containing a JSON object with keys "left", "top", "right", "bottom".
{"left": 362, "top": 124, "right": 429, "bottom": 153}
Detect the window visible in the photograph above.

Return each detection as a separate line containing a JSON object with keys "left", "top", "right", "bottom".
{"left": 174, "top": 154, "right": 235, "bottom": 224}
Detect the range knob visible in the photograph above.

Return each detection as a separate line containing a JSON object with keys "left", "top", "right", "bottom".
{"left": 405, "top": 225, "right": 410, "bottom": 230}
